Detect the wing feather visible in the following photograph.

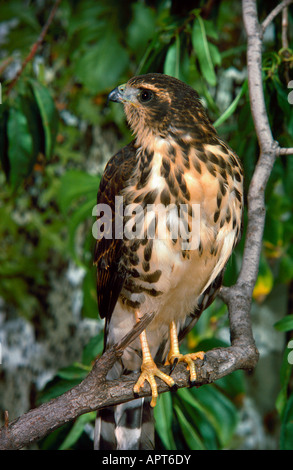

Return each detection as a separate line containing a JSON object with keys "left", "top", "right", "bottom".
{"left": 94, "top": 141, "right": 137, "bottom": 325}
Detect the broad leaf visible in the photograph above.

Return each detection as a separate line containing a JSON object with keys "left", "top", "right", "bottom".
{"left": 214, "top": 80, "right": 248, "bottom": 128}
{"left": 154, "top": 391, "right": 176, "bottom": 450}
{"left": 29, "top": 79, "right": 58, "bottom": 159}
{"left": 58, "top": 170, "right": 100, "bottom": 214}
{"left": 192, "top": 17, "right": 217, "bottom": 86}
{"left": 174, "top": 404, "right": 205, "bottom": 450}
{"left": 7, "top": 107, "right": 33, "bottom": 188}
{"left": 0, "top": 103, "right": 9, "bottom": 180}
{"left": 164, "top": 35, "right": 181, "bottom": 79}
{"left": 59, "top": 412, "right": 96, "bottom": 450}
{"left": 75, "top": 34, "right": 129, "bottom": 94}
{"left": 280, "top": 394, "right": 293, "bottom": 450}
{"left": 274, "top": 315, "right": 293, "bottom": 332}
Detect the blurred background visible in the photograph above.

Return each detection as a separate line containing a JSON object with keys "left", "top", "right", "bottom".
{"left": 0, "top": 0, "right": 292, "bottom": 450}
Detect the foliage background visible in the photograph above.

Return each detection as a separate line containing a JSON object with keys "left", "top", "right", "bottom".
{"left": 0, "top": 0, "right": 293, "bottom": 450}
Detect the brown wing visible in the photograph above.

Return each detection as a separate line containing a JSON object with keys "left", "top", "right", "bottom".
{"left": 94, "top": 141, "right": 137, "bottom": 325}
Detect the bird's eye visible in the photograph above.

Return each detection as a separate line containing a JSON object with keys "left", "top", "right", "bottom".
{"left": 139, "top": 90, "right": 153, "bottom": 103}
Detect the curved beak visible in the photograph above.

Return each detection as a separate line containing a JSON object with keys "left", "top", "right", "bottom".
{"left": 107, "top": 85, "right": 125, "bottom": 104}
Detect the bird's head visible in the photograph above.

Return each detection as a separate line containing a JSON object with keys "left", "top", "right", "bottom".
{"left": 108, "top": 73, "right": 215, "bottom": 148}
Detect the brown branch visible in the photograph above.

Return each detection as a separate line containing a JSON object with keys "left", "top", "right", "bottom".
{"left": 6, "top": 0, "right": 62, "bottom": 96}
{"left": 1, "top": 0, "right": 290, "bottom": 451}
{"left": 0, "top": 345, "right": 257, "bottom": 450}
{"left": 261, "top": 0, "right": 293, "bottom": 34}
{"left": 0, "top": 312, "right": 155, "bottom": 450}
{"left": 0, "top": 303, "right": 257, "bottom": 450}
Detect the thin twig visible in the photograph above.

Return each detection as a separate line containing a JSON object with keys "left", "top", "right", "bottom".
{"left": 261, "top": 0, "right": 293, "bottom": 34}
{"left": 6, "top": 0, "right": 62, "bottom": 96}
{"left": 282, "top": 7, "right": 289, "bottom": 49}
{"left": 278, "top": 147, "right": 293, "bottom": 155}
{"left": 282, "top": 7, "right": 290, "bottom": 82}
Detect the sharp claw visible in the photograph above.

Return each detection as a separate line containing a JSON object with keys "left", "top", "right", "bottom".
{"left": 170, "top": 357, "right": 179, "bottom": 374}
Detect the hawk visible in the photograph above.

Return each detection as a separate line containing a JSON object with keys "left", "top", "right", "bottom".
{"left": 94, "top": 73, "right": 243, "bottom": 450}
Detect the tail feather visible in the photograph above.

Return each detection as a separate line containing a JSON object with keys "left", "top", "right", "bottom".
{"left": 94, "top": 407, "right": 116, "bottom": 450}
{"left": 139, "top": 398, "right": 155, "bottom": 450}
{"left": 94, "top": 398, "right": 154, "bottom": 450}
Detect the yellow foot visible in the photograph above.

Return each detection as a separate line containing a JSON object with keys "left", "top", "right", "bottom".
{"left": 133, "top": 360, "right": 175, "bottom": 407}
{"left": 166, "top": 351, "right": 205, "bottom": 384}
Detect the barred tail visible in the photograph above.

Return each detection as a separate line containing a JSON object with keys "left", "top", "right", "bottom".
{"left": 94, "top": 398, "right": 154, "bottom": 450}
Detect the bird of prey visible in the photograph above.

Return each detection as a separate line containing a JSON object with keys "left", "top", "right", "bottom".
{"left": 93, "top": 73, "right": 243, "bottom": 450}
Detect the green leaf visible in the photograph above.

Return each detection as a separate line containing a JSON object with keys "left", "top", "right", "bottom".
{"left": 164, "top": 35, "right": 180, "bottom": 79}
{"left": 136, "top": 33, "right": 165, "bottom": 75}
{"left": 58, "top": 170, "right": 100, "bottom": 214}
{"left": 154, "top": 392, "right": 176, "bottom": 449}
{"left": 174, "top": 404, "right": 205, "bottom": 450}
{"left": 279, "top": 255, "right": 293, "bottom": 284}
{"left": 274, "top": 315, "right": 293, "bottom": 332}
{"left": 19, "top": 92, "right": 45, "bottom": 159}
{"left": 57, "top": 363, "right": 89, "bottom": 381}
{"left": 208, "top": 43, "right": 221, "bottom": 66}
{"left": 59, "top": 412, "right": 96, "bottom": 450}
{"left": 7, "top": 107, "right": 33, "bottom": 188}
{"left": 214, "top": 80, "right": 248, "bottom": 128}
{"left": 272, "top": 76, "right": 293, "bottom": 124}
{"left": 215, "top": 370, "right": 246, "bottom": 399}
{"left": 276, "top": 345, "right": 293, "bottom": 417}
{"left": 68, "top": 198, "right": 96, "bottom": 262}
{"left": 38, "top": 378, "right": 83, "bottom": 403}
{"left": 3, "top": 2, "right": 40, "bottom": 31}
{"left": 75, "top": 34, "right": 129, "bottom": 94}
{"left": 280, "top": 394, "right": 293, "bottom": 450}
{"left": 82, "top": 334, "right": 104, "bottom": 365}
{"left": 175, "top": 388, "right": 217, "bottom": 449}
{"left": 183, "top": 385, "right": 238, "bottom": 447}
{"left": 82, "top": 265, "right": 99, "bottom": 319}
{"left": 127, "top": 3, "right": 156, "bottom": 59}
{"left": 28, "top": 79, "right": 58, "bottom": 159}
{"left": 192, "top": 17, "right": 217, "bottom": 86}
{"left": 0, "top": 103, "right": 9, "bottom": 180}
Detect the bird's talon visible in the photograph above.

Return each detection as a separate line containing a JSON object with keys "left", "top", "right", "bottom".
{"left": 133, "top": 362, "right": 175, "bottom": 407}
{"left": 167, "top": 351, "right": 205, "bottom": 384}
